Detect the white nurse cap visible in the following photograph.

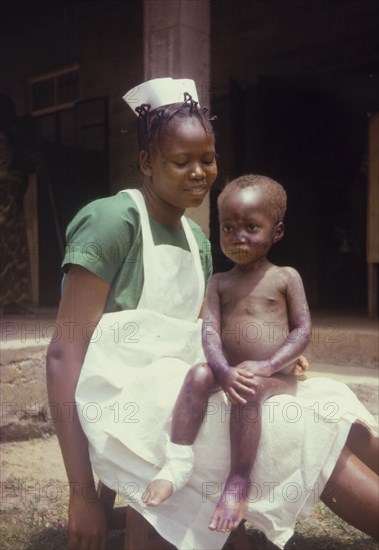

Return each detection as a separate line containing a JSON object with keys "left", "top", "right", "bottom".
{"left": 123, "top": 77, "right": 200, "bottom": 114}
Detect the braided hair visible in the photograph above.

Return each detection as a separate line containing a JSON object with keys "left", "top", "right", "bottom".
{"left": 136, "top": 93, "right": 216, "bottom": 154}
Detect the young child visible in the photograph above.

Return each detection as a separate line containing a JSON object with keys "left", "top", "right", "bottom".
{"left": 143, "top": 174, "right": 312, "bottom": 532}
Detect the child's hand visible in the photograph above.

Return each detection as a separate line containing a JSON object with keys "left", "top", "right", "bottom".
{"left": 236, "top": 360, "right": 272, "bottom": 377}
{"left": 219, "top": 367, "right": 257, "bottom": 405}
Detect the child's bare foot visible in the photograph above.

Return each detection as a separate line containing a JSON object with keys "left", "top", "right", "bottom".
{"left": 208, "top": 473, "right": 249, "bottom": 532}
{"left": 141, "top": 442, "right": 194, "bottom": 507}
{"left": 141, "top": 479, "right": 174, "bottom": 507}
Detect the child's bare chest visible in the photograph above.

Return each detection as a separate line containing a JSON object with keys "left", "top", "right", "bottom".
{"left": 219, "top": 274, "right": 286, "bottom": 319}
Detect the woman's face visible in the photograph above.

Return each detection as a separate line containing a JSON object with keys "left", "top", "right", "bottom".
{"left": 141, "top": 116, "right": 217, "bottom": 210}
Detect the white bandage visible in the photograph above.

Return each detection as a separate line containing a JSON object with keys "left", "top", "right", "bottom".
{"left": 152, "top": 440, "right": 194, "bottom": 492}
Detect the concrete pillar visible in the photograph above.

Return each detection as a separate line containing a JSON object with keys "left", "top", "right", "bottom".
{"left": 143, "top": 0, "right": 212, "bottom": 235}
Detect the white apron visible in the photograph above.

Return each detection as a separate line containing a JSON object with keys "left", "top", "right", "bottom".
{"left": 76, "top": 188, "right": 206, "bottom": 462}
{"left": 76, "top": 189, "right": 378, "bottom": 550}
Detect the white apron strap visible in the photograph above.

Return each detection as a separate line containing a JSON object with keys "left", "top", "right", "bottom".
{"left": 121, "top": 188, "right": 205, "bottom": 314}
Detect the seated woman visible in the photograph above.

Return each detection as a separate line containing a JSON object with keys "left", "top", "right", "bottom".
{"left": 47, "top": 77, "right": 378, "bottom": 550}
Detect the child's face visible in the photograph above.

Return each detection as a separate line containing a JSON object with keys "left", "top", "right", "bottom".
{"left": 140, "top": 117, "right": 217, "bottom": 210}
{"left": 219, "top": 187, "right": 284, "bottom": 267}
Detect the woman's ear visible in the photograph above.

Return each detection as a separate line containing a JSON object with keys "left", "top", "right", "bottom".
{"left": 273, "top": 221, "right": 285, "bottom": 243}
{"left": 139, "top": 150, "right": 153, "bottom": 177}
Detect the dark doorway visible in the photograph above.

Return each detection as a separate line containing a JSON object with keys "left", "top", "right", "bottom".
{"left": 211, "top": 70, "right": 379, "bottom": 312}
{"left": 34, "top": 97, "right": 109, "bottom": 305}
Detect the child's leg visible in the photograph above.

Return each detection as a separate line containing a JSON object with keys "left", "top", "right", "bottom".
{"left": 171, "top": 362, "right": 216, "bottom": 444}
{"left": 142, "top": 363, "right": 216, "bottom": 506}
{"left": 209, "top": 373, "right": 297, "bottom": 532}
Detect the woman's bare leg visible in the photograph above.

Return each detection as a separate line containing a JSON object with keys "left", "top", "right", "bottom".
{"left": 142, "top": 363, "right": 216, "bottom": 506}
{"left": 321, "top": 444, "right": 379, "bottom": 539}
{"left": 209, "top": 373, "right": 297, "bottom": 532}
{"left": 345, "top": 422, "right": 379, "bottom": 474}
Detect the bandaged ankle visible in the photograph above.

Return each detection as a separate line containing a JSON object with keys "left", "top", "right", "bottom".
{"left": 152, "top": 441, "right": 194, "bottom": 492}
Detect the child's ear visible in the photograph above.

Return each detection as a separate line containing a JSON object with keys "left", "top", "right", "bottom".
{"left": 273, "top": 222, "right": 285, "bottom": 243}
{"left": 139, "top": 150, "right": 153, "bottom": 177}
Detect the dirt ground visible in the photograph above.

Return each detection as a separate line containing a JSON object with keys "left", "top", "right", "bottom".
{"left": 1, "top": 434, "right": 379, "bottom": 550}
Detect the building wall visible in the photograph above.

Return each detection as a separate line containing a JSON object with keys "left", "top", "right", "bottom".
{"left": 1, "top": 0, "right": 144, "bottom": 305}
{"left": 211, "top": 0, "right": 379, "bottom": 92}
{"left": 210, "top": 0, "right": 379, "bottom": 184}
{"left": 210, "top": 0, "right": 379, "bottom": 311}
{"left": 1, "top": 0, "right": 144, "bottom": 193}
{"left": 1, "top": 0, "right": 378, "bottom": 310}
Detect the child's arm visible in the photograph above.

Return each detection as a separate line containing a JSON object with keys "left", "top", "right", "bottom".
{"left": 202, "top": 275, "right": 257, "bottom": 404}
{"left": 238, "top": 267, "right": 311, "bottom": 378}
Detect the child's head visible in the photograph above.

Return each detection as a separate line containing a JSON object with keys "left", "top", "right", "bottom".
{"left": 217, "top": 174, "right": 286, "bottom": 266}
{"left": 218, "top": 174, "right": 287, "bottom": 223}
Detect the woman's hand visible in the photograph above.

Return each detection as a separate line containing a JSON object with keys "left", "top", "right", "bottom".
{"left": 68, "top": 493, "right": 107, "bottom": 550}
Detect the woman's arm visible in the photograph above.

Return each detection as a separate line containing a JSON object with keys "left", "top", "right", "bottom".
{"left": 46, "top": 265, "right": 110, "bottom": 550}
